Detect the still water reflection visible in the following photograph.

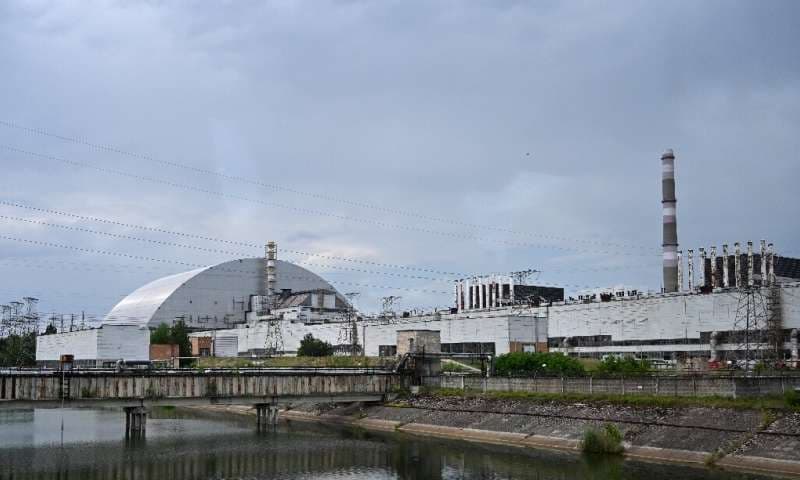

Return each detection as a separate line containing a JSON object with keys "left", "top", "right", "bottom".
{"left": 0, "top": 408, "right": 779, "bottom": 480}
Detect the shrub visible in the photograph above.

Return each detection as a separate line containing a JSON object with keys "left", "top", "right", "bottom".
{"left": 297, "top": 334, "right": 334, "bottom": 357}
{"left": 494, "top": 352, "right": 585, "bottom": 377}
{"left": 785, "top": 390, "right": 800, "bottom": 409}
{"left": 594, "top": 356, "right": 651, "bottom": 376}
{"left": 581, "top": 423, "right": 624, "bottom": 454}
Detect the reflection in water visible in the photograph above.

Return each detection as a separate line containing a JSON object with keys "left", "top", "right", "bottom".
{"left": 0, "top": 408, "right": 778, "bottom": 480}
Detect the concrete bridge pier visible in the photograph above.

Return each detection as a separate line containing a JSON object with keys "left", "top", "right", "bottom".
{"left": 255, "top": 403, "right": 279, "bottom": 430}
{"left": 123, "top": 406, "right": 147, "bottom": 438}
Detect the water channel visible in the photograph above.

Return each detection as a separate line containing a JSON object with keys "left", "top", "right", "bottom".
{"left": 0, "top": 407, "right": 781, "bottom": 479}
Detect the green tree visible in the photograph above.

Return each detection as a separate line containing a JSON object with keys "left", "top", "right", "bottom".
{"left": 150, "top": 323, "right": 171, "bottom": 344}
{"left": 494, "top": 352, "right": 585, "bottom": 377}
{"left": 169, "top": 321, "right": 192, "bottom": 358}
{"left": 0, "top": 333, "right": 36, "bottom": 367}
{"left": 297, "top": 334, "right": 333, "bottom": 357}
{"left": 594, "top": 356, "right": 651, "bottom": 376}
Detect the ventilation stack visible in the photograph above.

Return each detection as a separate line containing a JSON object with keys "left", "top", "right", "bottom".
{"left": 661, "top": 149, "right": 679, "bottom": 292}
{"left": 265, "top": 241, "right": 277, "bottom": 312}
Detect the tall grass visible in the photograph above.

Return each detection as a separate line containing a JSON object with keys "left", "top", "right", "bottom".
{"left": 581, "top": 424, "right": 624, "bottom": 454}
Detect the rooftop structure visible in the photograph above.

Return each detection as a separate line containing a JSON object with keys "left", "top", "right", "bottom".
{"left": 104, "top": 257, "right": 349, "bottom": 330}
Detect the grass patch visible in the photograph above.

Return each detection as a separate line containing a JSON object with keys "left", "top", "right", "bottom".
{"left": 196, "top": 356, "right": 392, "bottom": 369}
{"left": 425, "top": 387, "right": 796, "bottom": 411}
{"left": 581, "top": 424, "right": 624, "bottom": 454}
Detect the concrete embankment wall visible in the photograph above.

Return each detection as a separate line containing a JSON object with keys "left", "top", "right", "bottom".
{"left": 0, "top": 372, "right": 398, "bottom": 402}
{"left": 276, "top": 396, "right": 800, "bottom": 477}
{"left": 425, "top": 375, "right": 800, "bottom": 398}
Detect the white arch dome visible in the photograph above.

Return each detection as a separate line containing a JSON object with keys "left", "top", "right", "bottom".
{"left": 103, "top": 258, "right": 343, "bottom": 329}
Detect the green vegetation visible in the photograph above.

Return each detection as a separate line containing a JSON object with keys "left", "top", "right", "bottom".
{"left": 784, "top": 389, "right": 800, "bottom": 408}
{"left": 0, "top": 332, "right": 36, "bottom": 367}
{"left": 150, "top": 321, "right": 192, "bottom": 359}
{"left": 426, "top": 387, "right": 800, "bottom": 411}
{"left": 150, "top": 323, "right": 171, "bottom": 344}
{"left": 593, "top": 357, "right": 651, "bottom": 376}
{"left": 43, "top": 324, "right": 58, "bottom": 335}
{"left": 581, "top": 423, "right": 624, "bottom": 454}
{"left": 494, "top": 352, "right": 585, "bottom": 377}
{"left": 296, "top": 334, "right": 334, "bottom": 357}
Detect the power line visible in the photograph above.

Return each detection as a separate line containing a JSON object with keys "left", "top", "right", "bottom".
{"left": 0, "top": 200, "right": 657, "bottom": 281}
{"left": 0, "top": 214, "right": 654, "bottom": 286}
{"left": 0, "top": 144, "right": 659, "bottom": 257}
{"left": 0, "top": 119, "right": 657, "bottom": 253}
{"left": 0, "top": 199, "right": 465, "bottom": 276}
{"left": 0, "top": 233, "right": 452, "bottom": 295}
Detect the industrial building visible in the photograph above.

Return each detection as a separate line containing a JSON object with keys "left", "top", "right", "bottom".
{"left": 36, "top": 323, "right": 150, "bottom": 367}
{"left": 103, "top": 253, "right": 351, "bottom": 330}
{"left": 35, "top": 148, "right": 800, "bottom": 368}
{"left": 190, "top": 311, "right": 548, "bottom": 358}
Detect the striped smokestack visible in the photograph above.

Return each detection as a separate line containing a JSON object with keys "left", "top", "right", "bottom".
{"left": 662, "top": 149, "right": 679, "bottom": 292}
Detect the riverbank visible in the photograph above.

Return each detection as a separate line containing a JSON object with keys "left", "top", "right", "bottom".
{"left": 195, "top": 393, "right": 800, "bottom": 478}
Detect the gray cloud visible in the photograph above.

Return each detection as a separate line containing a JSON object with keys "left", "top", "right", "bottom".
{"left": 0, "top": 0, "right": 797, "bottom": 316}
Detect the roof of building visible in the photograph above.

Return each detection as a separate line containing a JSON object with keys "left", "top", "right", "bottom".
{"left": 103, "top": 258, "right": 345, "bottom": 329}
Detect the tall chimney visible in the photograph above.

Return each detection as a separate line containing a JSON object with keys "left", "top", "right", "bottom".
{"left": 661, "top": 149, "right": 679, "bottom": 292}
{"left": 760, "top": 239, "right": 767, "bottom": 286}
{"left": 747, "top": 241, "right": 754, "bottom": 287}
{"left": 734, "top": 242, "right": 742, "bottom": 288}
{"left": 677, "top": 250, "right": 684, "bottom": 292}
{"left": 722, "top": 244, "right": 730, "bottom": 288}
{"left": 687, "top": 249, "right": 694, "bottom": 291}
{"left": 266, "top": 241, "right": 277, "bottom": 311}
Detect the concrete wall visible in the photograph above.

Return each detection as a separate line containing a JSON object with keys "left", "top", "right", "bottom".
{"left": 36, "top": 325, "right": 149, "bottom": 364}
{"left": 427, "top": 375, "right": 800, "bottom": 398}
{"left": 0, "top": 372, "right": 398, "bottom": 402}
{"left": 201, "top": 313, "right": 543, "bottom": 357}
{"left": 36, "top": 329, "right": 98, "bottom": 362}
{"left": 97, "top": 325, "right": 149, "bottom": 362}
{"left": 397, "top": 330, "right": 441, "bottom": 356}
{"left": 544, "top": 284, "right": 800, "bottom": 346}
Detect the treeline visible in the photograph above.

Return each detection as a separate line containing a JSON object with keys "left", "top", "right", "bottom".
{"left": 494, "top": 352, "right": 652, "bottom": 377}
{"left": 0, "top": 333, "right": 36, "bottom": 367}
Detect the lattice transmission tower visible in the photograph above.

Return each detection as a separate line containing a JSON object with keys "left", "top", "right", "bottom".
{"left": 336, "top": 292, "right": 361, "bottom": 356}
{"left": 733, "top": 286, "right": 782, "bottom": 367}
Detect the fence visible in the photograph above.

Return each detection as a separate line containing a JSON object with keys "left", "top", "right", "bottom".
{"left": 423, "top": 375, "right": 800, "bottom": 398}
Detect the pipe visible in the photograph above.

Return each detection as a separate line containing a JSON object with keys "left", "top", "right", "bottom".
{"left": 677, "top": 250, "right": 684, "bottom": 292}
{"left": 768, "top": 243, "right": 775, "bottom": 286}
{"left": 722, "top": 244, "right": 730, "bottom": 288}
{"left": 699, "top": 247, "right": 707, "bottom": 288}
{"left": 661, "top": 149, "right": 679, "bottom": 293}
{"left": 710, "top": 246, "right": 718, "bottom": 289}
{"left": 735, "top": 242, "right": 742, "bottom": 288}
{"left": 687, "top": 249, "right": 694, "bottom": 292}
{"left": 760, "top": 240, "right": 767, "bottom": 286}
{"left": 710, "top": 331, "right": 720, "bottom": 363}
{"left": 747, "top": 241, "right": 754, "bottom": 288}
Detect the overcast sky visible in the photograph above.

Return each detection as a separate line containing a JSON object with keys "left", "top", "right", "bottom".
{"left": 0, "top": 0, "right": 798, "bottom": 320}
